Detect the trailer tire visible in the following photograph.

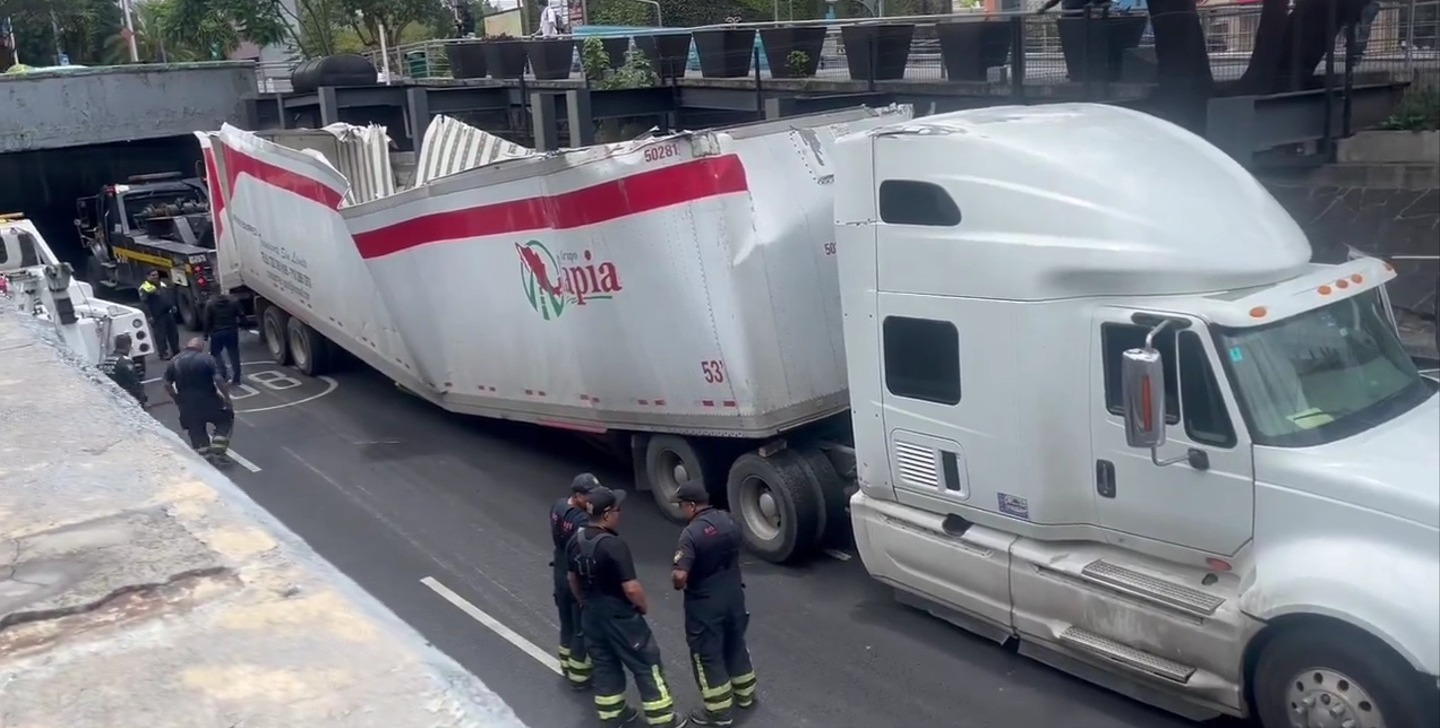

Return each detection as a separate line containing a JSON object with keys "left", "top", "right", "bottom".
{"left": 286, "top": 318, "right": 332, "bottom": 377}
{"left": 645, "top": 436, "right": 719, "bottom": 523}
{"left": 178, "top": 289, "right": 201, "bottom": 331}
{"left": 726, "top": 450, "right": 824, "bottom": 564}
{"left": 261, "top": 305, "right": 290, "bottom": 365}
{"left": 1252, "top": 621, "right": 1436, "bottom": 728}
{"left": 795, "top": 446, "right": 849, "bottom": 544}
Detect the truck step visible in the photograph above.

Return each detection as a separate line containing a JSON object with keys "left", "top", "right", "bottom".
{"left": 101, "top": 261, "right": 117, "bottom": 269}
{"left": 1060, "top": 626, "right": 1197, "bottom": 684}
{"left": 1081, "top": 559, "right": 1226, "bottom": 617}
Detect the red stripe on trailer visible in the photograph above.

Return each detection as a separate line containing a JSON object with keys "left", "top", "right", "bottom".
{"left": 351, "top": 155, "right": 751, "bottom": 260}
{"left": 538, "top": 419, "right": 608, "bottom": 434}
{"left": 638, "top": 399, "right": 649, "bottom": 405}
{"left": 537, "top": 390, "right": 547, "bottom": 397}
{"left": 524, "top": 389, "right": 534, "bottom": 395}
{"left": 200, "top": 146, "right": 226, "bottom": 240}
{"left": 654, "top": 399, "right": 667, "bottom": 406}
{"left": 701, "top": 399, "right": 716, "bottom": 407}
{"left": 219, "top": 143, "right": 345, "bottom": 210}
{"left": 722, "top": 400, "right": 737, "bottom": 408}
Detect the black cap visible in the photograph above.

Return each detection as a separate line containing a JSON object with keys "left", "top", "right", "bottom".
{"left": 671, "top": 480, "right": 710, "bottom": 504}
{"left": 113, "top": 333, "right": 133, "bottom": 349}
{"left": 587, "top": 486, "right": 627, "bottom": 517}
{"left": 571, "top": 472, "right": 602, "bottom": 494}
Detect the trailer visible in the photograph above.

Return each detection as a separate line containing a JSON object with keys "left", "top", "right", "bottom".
{"left": 197, "top": 107, "right": 913, "bottom": 564}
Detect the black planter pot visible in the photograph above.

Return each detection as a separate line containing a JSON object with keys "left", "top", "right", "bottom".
{"left": 483, "top": 40, "right": 528, "bottom": 79}
{"left": 841, "top": 24, "right": 915, "bottom": 81}
{"left": 525, "top": 39, "right": 577, "bottom": 80}
{"left": 1056, "top": 13, "right": 1148, "bottom": 83}
{"left": 599, "top": 36, "right": 630, "bottom": 68}
{"left": 635, "top": 33, "right": 692, "bottom": 80}
{"left": 935, "top": 21, "right": 1011, "bottom": 82}
{"left": 759, "top": 27, "right": 826, "bottom": 78}
{"left": 693, "top": 28, "right": 756, "bottom": 78}
{"left": 446, "top": 41, "right": 488, "bottom": 79}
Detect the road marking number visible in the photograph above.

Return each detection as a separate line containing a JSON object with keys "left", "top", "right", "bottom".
{"left": 229, "top": 370, "right": 305, "bottom": 401}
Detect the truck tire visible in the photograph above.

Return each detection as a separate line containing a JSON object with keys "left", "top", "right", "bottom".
{"left": 261, "top": 305, "right": 290, "bottom": 365}
{"left": 645, "top": 435, "right": 719, "bottom": 523}
{"left": 795, "top": 445, "right": 849, "bottom": 544}
{"left": 178, "top": 289, "right": 200, "bottom": 331}
{"left": 286, "top": 317, "right": 333, "bottom": 377}
{"left": 1252, "top": 623, "right": 1437, "bottom": 728}
{"left": 726, "top": 450, "right": 824, "bottom": 564}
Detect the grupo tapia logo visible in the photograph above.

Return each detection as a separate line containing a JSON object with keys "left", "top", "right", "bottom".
{"left": 516, "top": 240, "right": 623, "bottom": 320}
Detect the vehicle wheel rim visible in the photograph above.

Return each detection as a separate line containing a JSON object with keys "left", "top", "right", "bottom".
{"left": 1285, "top": 667, "right": 1385, "bottom": 728}
{"left": 738, "top": 474, "right": 781, "bottom": 543}
{"left": 265, "top": 318, "right": 284, "bottom": 358}
{"left": 289, "top": 329, "right": 309, "bottom": 370}
{"left": 653, "top": 450, "right": 685, "bottom": 506}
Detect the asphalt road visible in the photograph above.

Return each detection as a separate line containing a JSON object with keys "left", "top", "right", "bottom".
{"left": 142, "top": 334, "right": 1248, "bottom": 728}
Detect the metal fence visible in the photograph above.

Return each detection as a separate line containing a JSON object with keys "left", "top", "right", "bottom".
{"left": 248, "top": 0, "right": 1436, "bottom": 90}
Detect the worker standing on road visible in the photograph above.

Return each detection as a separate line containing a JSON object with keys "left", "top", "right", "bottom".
{"left": 670, "top": 481, "right": 757, "bottom": 726}
{"left": 202, "top": 289, "right": 243, "bottom": 385}
{"left": 162, "top": 337, "right": 235, "bottom": 464}
{"left": 552, "top": 472, "right": 598, "bottom": 690}
{"left": 139, "top": 270, "right": 179, "bottom": 360}
{"left": 99, "top": 333, "right": 148, "bottom": 407}
{"left": 568, "top": 486, "right": 688, "bottom": 728}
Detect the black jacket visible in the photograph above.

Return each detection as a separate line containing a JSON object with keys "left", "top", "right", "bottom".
{"left": 139, "top": 280, "right": 177, "bottom": 318}
{"left": 99, "top": 354, "right": 147, "bottom": 404}
{"left": 203, "top": 294, "right": 242, "bottom": 335}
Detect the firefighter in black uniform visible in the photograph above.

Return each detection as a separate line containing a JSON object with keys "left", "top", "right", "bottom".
{"left": 162, "top": 337, "right": 235, "bottom": 463}
{"left": 551, "top": 472, "right": 599, "bottom": 690}
{"left": 99, "top": 333, "right": 147, "bottom": 407}
{"left": 670, "top": 480, "right": 757, "bottom": 727}
{"left": 568, "top": 486, "right": 688, "bottom": 728}
{"left": 139, "top": 270, "right": 180, "bottom": 359}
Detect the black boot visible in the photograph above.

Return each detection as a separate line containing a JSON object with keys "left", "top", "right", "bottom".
{"left": 686, "top": 707, "right": 730, "bottom": 726}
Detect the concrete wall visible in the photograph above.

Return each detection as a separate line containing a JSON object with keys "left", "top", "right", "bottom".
{"left": 0, "top": 62, "right": 257, "bottom": 154}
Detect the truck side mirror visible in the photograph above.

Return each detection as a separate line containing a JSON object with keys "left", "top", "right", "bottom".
{"left": 1121, "top": 347, "right": 1168, "bottom": 449}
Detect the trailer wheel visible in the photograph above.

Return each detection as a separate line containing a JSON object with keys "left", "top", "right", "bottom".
{"left": 261, "top": 305, "right": 290, "bottom": 365}
{"left": 645, "top": 436, "right": 719, "bottom": 523}
{"left": 1252, "top": 622, "right": 1435, "bottom": 728}
{"left": 726, "top": 450, "right": 824, "bottom": 564}
{"left": 286, "top": 318, "right": 332, "bottom": 377}
{"left": 795, "top": 446, "right": 849, "bottom": 544}
{"left": 177, "top": 289, "right": 201, "bottom": 331}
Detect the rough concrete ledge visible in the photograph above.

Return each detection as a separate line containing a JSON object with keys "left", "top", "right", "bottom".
{"left": 0, "top": 309, "right": 529, "bottom": 728}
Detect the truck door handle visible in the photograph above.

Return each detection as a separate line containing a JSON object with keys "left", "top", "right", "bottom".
{"left": 1096, "top": 459, "right": 1116, "bottom": 499}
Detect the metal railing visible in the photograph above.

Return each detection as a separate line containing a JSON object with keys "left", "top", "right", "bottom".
{"left": 247, "top": 0, "right": 1436, "bottom": 91}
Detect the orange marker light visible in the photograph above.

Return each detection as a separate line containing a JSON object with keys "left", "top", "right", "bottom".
{"left": 1336, "top": 279, "right": 1349, "bottom": 289}
{"left": 1140, "top": 376, "right": 1154, "bottom": 432}
{"left": 1351, "top": 274, "right": 1363, "bottom": 284}
{"left": 1249, "top": 306, "right": 1268, "bottom": 318}
{"left": 1206, "top": 558, "right": 1232, "bottom": 573}
{"left": 1319, "top": 285, "right": 1333, "bottom": 295}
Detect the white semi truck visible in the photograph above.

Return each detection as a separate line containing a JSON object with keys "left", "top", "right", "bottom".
{"left": 197, "top": 103, "right": 1438, "bottom": 728}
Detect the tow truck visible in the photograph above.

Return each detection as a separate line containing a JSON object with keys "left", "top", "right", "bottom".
{"left": 1, "top": 213, "right": 154, "bottom": 367}
{"left": 75, "top": 172, "right": 232, "bottom": 330}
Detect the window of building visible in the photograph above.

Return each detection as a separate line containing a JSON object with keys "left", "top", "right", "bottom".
{"left": 883, "top": 316, "right": 961, "bottom": 405}
{"left": 1178, "top": 331, "right": 1237, "bottom": 447}
{"left": 878, "top": 180, "right": 962, "bottom": 227}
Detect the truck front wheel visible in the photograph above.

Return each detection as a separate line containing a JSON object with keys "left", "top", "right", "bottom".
{"left": 261, "top": 305, "right": 290, "bottom": 365}
{"left": 726, "top": 450, "right": 824, "bottom": 565}
{"left": 1253, "top": 623, "right": 1436, "bottom": 728}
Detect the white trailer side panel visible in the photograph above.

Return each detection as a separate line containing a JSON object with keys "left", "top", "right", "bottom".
{"left": 208, "top": 106, "right": 911, "bottom": 437}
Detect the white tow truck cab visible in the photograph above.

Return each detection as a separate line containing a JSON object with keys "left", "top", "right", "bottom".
{"left": 836, "top": 105, "right": 1440, "bottom": 728}
{"left": 0, "top": 214, "right": 154, "bottom": 366}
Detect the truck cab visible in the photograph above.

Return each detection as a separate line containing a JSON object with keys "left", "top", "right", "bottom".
{"left": 76, "top": 172, "right": 224, "bottom": 330}
{"left": 836, "top": 104, "right": 1439, "bottom": 728}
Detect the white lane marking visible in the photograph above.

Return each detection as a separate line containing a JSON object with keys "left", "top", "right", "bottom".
{"left": 225, "top": 449, "right": 262, "bottom": 473}
{"left": 420, "top": 576, "right": 563, "bottom": 677}
{"left": 238, "top": 376, "right": 337, "bottom": 413}
{"left": 824, "top": 548, "right": 852, "bottom": 562}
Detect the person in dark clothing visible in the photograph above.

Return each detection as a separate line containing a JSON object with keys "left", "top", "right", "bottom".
{"left": 670, "top": 481, "right": 756, "bottom": 727}
{"left": 162, "top": 337, "right": 234, "bottom": 463}
{"left": 98, "top": 333, "right": 147, "bottom": 407}
{"left": 203, "top": 291, "right": 243, "bottom": 384}
{"left": 551, "top": 473, "right": 599, "bottom": 690}
{"left": 139, "top": 270, "right": 179, "bottom": 359}
{"left": 568, "top": 487, "right": 688, "bottom": 728}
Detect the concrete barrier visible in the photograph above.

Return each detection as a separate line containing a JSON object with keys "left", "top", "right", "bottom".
{"left": 0, "top": 310, "right": 529, "bottom": 728}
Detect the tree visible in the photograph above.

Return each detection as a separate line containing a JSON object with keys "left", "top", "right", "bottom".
{"left": 1, "top": 0, "right": 122, "bottom": 68}
{"left": 159, "top": 0, "right": 354, "bottom": 60}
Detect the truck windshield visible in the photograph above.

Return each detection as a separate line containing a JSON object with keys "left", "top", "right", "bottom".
{"left": 1216, "top": 288, "right": 1432, "bottom": 448}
